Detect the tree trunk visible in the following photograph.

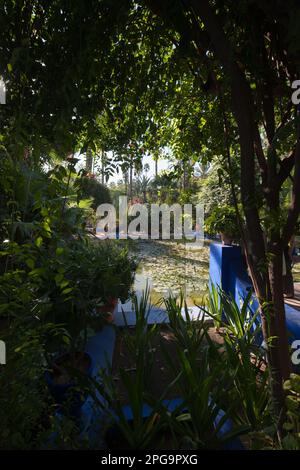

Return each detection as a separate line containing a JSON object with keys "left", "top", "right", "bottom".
{"left": 86, "top": 148, "right": 93, "bottom": 173}
{"left": 101, "top": 150, "right": 105, "bottom": 185}
{"left": 129, "top": 163, "right": 133, "bottom": 202}
{"left": 188, "top": 0, "right": 290, "bottom": 429}
{"left": 123, "top": 170, "right": 128, "bottom": 195}
{"left": 146, "top": 0, "right": 297, "bottom": 434}
{"left": 229, "top": 53, "right": 290, "bottom": 437}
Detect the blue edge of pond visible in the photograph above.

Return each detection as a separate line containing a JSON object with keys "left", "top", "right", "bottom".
{"left": 51, "top": 243, "right": 300, "bottom": 449}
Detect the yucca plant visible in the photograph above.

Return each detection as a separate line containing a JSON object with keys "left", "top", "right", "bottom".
{"left": 203, "top": 283, "right": 223, "bottom": 331}
{"left": 201, "top": 286, "right": 271, "bottom": 433}
{"left": 121, "top": 287, "right": 157, "bottom": 385}
{"left": 222, "top": 290, "right": 261, "bottom": 343}
{"left": 164, "top": 294, "right": 206, "bottom": 355}
{"left": 88, "top": 290, "right": 165, "bottom": 449}
{"left": 162, "top": 295, "right": 249, "bottom": 449}
{"left": 216, "top": 333, "right": 270, "bottom": 431}
{"left": 88, "top": 363, "right": 164, "bottom": 449}
{"left": 200, "top": 285, "right": 261, "bottom": 343}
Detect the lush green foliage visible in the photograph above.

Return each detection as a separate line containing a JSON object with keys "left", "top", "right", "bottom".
{"left": 0, "top": 0, "right": 300, "bottom": 450}
{"left": 281, "top": 374, "right": 300, "bottom": 449}
{"left": 204, "top": 206, "right": 239, "bottom": 237}
{"left": 78, "top": 176, "right": 111, "bottom": 211}
{"left": 0, "top": 155, "right": 136, "bottom": 448}
{"left": 202, "top": 288, "right": 271, "bottom": 431}
{"left": 196, "top": 160, "right": 238, "bottom": 216}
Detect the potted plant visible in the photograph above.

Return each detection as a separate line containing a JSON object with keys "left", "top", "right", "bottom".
{"left": 84, "top": 240, "right": 136, "bottom": 322}
{"left": 44, "top": 327, "right": 94, "bottom": 419}
{"left": 44, "top": 239, "right": 136, "bottom": 416}
{"left": 44, "top": 281, "right": 95, "bottom": 419}
{"left": 205, "top": 206, "right": 239, "bottom": 245}
{"left": 43, "top": 242, "right": 100, "bottom": 417}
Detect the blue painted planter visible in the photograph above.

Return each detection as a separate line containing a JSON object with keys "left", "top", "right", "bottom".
{"left": 209, "top": 242, "right": 300, "bottom": 345}
{"left": 45, "top": 352, "right": 93, "bottom": 418}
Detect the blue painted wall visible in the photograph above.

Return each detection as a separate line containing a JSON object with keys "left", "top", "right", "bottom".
{"left": 209, "top": 243, "right": 250, "bottom": 302}
{"left": 209, "top": 242, "right": 300, "bottom": 344}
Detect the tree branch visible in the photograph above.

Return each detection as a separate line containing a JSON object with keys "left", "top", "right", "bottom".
{"left": 276, "top": 151, "right": 295, "bottom": 189}
{"left": 253, "top": 125, "right": 268, "bottom": 184}
{"left": 187, "top": 0, "right": 267, "bottom": 272}
{"left": 283, "top": 108, "right": 300, "bottom": 244}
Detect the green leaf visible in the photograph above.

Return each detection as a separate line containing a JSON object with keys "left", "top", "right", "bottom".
{"left": 25, "top": 259, "right": 35, "bottom": 270}
{"left": 35, "top": 236, "right": 43, "bottom": 248}
{"left": 62, "top": 287, "right": 73, "bottom": 294}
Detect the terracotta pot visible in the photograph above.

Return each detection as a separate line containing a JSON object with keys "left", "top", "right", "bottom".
{"left": 97, "top": 297, "right": 118, "bottom": 322}
{"left": 220, "top": 232, "right": 233, "bottom": 245}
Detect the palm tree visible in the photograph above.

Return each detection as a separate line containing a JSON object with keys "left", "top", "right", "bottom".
{"left": 134, "top": 175, "right": 152, "bottom": 202}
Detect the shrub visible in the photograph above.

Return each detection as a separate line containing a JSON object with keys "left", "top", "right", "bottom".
{"left": 78, "top": 176, "right": 111, "bottom": 210}
{"left": 204, "top": 206, "right": 238, "bottom": 237}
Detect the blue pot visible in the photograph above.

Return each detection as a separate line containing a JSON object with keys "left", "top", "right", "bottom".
{"left": 45, "top": 352, "right": 93, "bottom": 418}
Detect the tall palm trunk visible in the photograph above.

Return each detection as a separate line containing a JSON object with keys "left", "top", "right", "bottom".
{"left": 86, "top": 148, "right": 93, "bottom": 173}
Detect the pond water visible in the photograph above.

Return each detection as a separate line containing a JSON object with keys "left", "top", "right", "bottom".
{"left": 293, "top": 263, "right": 300, "bottom": 282}
{"left": 118, "top": 238, "right": 300, "bottom": 312}
{"left": 126, "top": 239, "right": 211, "bottom": 307}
